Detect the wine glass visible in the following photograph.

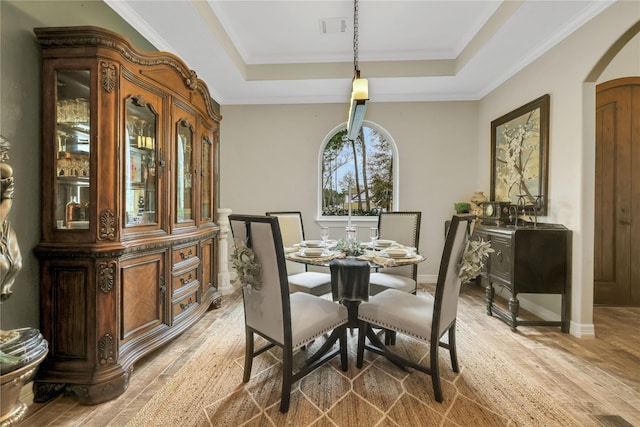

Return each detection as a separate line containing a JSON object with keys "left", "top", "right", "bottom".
{"left": 320, "top": 227, "right": 329, "bottom": 246}
{"left": 369, "top": 227, "right": 378, "bottom": 247}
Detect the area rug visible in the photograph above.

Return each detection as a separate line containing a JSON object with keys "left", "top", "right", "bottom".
{"left": 127, "top": 290, "right": 581, "bottom": 427}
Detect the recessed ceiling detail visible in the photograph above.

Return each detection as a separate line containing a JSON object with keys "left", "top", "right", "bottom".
{"left": 105, "top": 0, "right": 615, "bottom": 105}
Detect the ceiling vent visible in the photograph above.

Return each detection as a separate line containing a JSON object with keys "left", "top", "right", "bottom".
{"left": 320, "top": 17, "right": 348, "bottom": 34}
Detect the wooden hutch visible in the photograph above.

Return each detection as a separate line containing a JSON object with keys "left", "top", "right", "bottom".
{"left": 33, "top": 26, "right": 222, "bottom": 404}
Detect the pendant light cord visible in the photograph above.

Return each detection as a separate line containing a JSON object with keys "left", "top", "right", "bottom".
{"left": 353, "top": 0, "right": 359, "bottom": 76}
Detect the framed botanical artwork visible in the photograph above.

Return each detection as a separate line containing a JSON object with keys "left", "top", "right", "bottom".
{"left": 490, "top": 94, "right": 550, "bottom": 215}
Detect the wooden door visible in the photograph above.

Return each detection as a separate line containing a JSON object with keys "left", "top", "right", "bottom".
{"left": 594, "top": 77, "right": 640, "bottom": 306}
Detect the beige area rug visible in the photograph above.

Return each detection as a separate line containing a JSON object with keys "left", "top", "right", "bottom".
{"left": 127, "top": 290, "right": 581, "bottom": 427}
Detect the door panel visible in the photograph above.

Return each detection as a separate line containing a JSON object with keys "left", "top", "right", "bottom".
{"left": 595, "top": 78, "right": 640, "bottom": 306}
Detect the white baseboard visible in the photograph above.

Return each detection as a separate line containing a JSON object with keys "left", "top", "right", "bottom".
{"left": 569, "top": 321, "right": 596, "bottom": 338}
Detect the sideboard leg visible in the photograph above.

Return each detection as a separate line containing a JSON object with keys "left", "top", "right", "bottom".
{"left": 508, "top": 297, "right": 520, "bottom": 331}
{"left": 485, "top": 282, "right": 495, "bottom": 316}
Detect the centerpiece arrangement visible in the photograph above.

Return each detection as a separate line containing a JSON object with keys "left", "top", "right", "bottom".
{"left": 459, "top": 238, "right": 494, "bottom": 282}
{"left": 230, "top": 239, "right": 262, "bottom": 292}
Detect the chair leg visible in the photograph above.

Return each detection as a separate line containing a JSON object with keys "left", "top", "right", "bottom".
{"left": 430, "top": 339, "right": 443, "bottom": 403}
{"left": 243, "top": 328, "right": 254, "bottom": 383}
{"left": 384, "top": 329, "right": 397, "bottom": 345}
{"left": 339, "top": 325, "right": 348, "bottom": 371}
{"left": 448, "top": 322, "right": 459, "bottom": 372}
{"left": 280, "top": 349, "right": 294, "bottom": 413}
{"left": 356, "top": 321, "right": 367, "bottom": 368}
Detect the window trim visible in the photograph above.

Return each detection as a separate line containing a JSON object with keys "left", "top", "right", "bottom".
{"left": 316, "top": 120, "right": 399, "bottom": 227}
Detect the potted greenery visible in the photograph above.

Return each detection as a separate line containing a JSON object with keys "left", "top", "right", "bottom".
{"left": 454, "top": 202, "right": 472, "bottom": 214}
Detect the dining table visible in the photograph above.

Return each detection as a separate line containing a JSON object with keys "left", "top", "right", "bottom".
{"left": 285, "top": 239, "right": 425, "bottom": 327}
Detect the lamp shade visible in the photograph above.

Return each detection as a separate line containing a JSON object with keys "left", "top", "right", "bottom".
{"left": 347, "top": 78, "right": 368, "bottom": 140}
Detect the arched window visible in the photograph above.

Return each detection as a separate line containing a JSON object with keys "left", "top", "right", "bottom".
{"left": 319, "top": 121, "right": 398, "bottom": 220}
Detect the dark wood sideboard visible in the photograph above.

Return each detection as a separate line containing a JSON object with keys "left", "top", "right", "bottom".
{"left": 472, "top": 222, "right": 571, "bottom": 333}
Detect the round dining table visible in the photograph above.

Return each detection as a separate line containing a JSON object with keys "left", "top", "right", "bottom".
{"left": 286, "top": 245, "right": 425, "bottom": 327}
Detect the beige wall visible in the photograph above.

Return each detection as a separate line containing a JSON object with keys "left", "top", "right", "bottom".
{"left": 219, "top": 101, "right": 479, "bottom": 277}
{"left": 477, "top": 1, "right": 640, "bottom": 336}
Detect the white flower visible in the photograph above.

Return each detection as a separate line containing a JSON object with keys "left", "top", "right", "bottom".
{"left": 459, "top": 239, "right": 494, "bottom": 283}
{"left": 230, "top": 239, "right": 262, "bottom": 291}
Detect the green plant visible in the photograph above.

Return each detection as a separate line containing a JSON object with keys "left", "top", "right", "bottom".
{"left": 454, "top": 202, "right": 471, "bottom": 213}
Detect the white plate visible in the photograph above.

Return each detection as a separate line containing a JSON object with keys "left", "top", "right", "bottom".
{"left": 297, "top": 251, "right": 329, "bottom": 258}
{"left": 375, "top": 240, "right": 395, "bottom": 247}
{"left": 384, "top": 252, "right": 413, "bottom": 259}
{"left": 301, "top": 240, "right": 324, "bottom": 248}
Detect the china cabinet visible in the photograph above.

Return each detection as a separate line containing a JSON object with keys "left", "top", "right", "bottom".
{"left": 33, "top": 26, "right": 222, "bottom": 404}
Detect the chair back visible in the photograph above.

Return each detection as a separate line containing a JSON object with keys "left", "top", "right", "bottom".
{"left": 229, "top": 214, "right": 291, "bottom": 346}
{"left": 432, "top": 214, "right": 474, "bottom": 338}
{"left": 266, "top": 211, "right": 306, "bottom": 274}
{"left": 377, "top": 211, "right": 421, "bottom": 279}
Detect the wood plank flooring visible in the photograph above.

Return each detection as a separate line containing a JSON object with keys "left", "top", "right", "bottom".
{"left": 15, "top": 283, "right": 640, "bottom": 426}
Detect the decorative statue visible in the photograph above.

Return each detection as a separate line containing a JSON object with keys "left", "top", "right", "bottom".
{"left": 0, "top": 138, "right": 48, "bottom": 427}
{"left": 0, "top": 135, "right": 22, "bottom": 303}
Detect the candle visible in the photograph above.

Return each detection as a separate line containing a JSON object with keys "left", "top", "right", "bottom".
{"left": 347, "top": 185, "right": 352, "bottom": 228}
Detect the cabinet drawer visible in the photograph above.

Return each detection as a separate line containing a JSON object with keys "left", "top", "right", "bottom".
{"left": 487, "top": 235, "right": 511, "bottom": 284}
{"left": 172, "top": 288, "right": 199, "bottom": 321}
{"left": 172, "top": 244, "right": 198, "bottom": 267}
{"left": 172, "top": 266, "right": 198, "bottom": 293}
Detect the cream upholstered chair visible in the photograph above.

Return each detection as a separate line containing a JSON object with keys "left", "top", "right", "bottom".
{"left": 229, "top": 214, "right": 348, "bottom": 413}
{"left": 369, "top": 211, "right": 422, "bottom": 295}
{"left": 266, "top": 211, "right": 332, "bottom": 296}
{"left": 356, "top": 214, "right": 474, "bottom": 403}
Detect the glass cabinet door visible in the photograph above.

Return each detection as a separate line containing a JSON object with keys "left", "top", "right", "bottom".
{"left": 125, "top": 97, "right": 158, "bottom": 226}
{"left": 201, "top": 135, "right": 212, "bottom": 221}
{"left": 176, "top": 119, "right": 194, "bottom": 223}
{"left": 56, "top": 70, "right": 91, "bottom": 230}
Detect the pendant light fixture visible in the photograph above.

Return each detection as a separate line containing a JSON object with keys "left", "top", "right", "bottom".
{"left": 346, "top": 0, "right": 368, "bottom": 141}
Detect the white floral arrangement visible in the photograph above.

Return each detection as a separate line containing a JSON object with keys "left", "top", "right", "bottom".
{"left": 459, "top": 238, "right": 494, "bottom": 283}
{"left": 230, "top": 239, "right": 261, "bottom": 292}
{"left": 335, "top": 237, "right": 364, "bottom": 257}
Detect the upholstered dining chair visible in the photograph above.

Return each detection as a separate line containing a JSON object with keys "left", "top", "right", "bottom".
{"left": 266, "top": 211, "right": 332, "bottom": 296}
{"left": 356, "top": 214, "right": 474, "bottom": 403}
{"left": 229, "top": 214, "right": 349, "bottom": 413}
{"left": 369, "top": 211, "right": 422, "bottom": 295}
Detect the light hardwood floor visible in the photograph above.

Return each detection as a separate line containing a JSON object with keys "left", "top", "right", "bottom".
{"left": 16, "top": 283, "right": 640, "bottom": 426}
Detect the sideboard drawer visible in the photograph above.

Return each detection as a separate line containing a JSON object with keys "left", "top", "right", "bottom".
{"left": 486, "top": 234, "right": 511, "bottom": 285}
{"left": 172, "top": 285, "right": 199, "bottom": 322}
{"left": 172, "top": 266, "right": 198, "bottom": 293}
{"left": 172, "top": 243, "right": 198, "bottom": 267}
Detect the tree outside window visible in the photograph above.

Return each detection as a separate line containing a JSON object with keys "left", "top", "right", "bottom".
{"left": 321, "top": 125, "right": 393, "bottom": 216}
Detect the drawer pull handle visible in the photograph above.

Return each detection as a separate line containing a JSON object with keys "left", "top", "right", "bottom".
{"left": 180, "top": 249, "right": 193, "bottom": 260}
{"left": 180, "top": 273, "right": 193, "bottom": 284}
{"left": 496, "top": 250, "right": 503, "bottom": 263}
{"left": 180, "top": 298, "right": 194, "bottom": 310}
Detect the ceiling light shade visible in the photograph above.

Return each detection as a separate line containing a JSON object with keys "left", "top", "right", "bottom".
{"left": 347, "top": 77, "right": 368, "bottom": 140}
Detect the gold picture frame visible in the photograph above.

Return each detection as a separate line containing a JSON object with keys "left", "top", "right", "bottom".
{"left": 490, "top": 94, "right": 550, "bottom": 215}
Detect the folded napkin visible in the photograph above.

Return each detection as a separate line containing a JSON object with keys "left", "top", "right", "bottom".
{"left": 286, "top": 251, "right": 344, "bottom": 263}
{"left": 357, "top": 252, "right": 425, "bottom": 267}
